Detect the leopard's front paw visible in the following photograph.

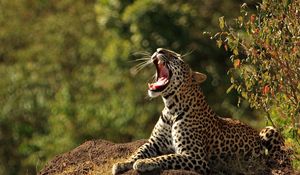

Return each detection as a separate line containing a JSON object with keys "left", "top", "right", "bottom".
{"left": 133, "top": 159, "right": 159, "bottom": 172}
{"left": 112, "top": 161, "right": 133, "bottom": 175}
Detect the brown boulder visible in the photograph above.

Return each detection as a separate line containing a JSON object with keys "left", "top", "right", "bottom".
{"left": 39, "top": 139, "right": 198, "bottom": 175}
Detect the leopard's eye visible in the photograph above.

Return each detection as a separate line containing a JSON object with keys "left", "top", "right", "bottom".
{"left": 157, "top": 49, "right": 166, "bottom": 55}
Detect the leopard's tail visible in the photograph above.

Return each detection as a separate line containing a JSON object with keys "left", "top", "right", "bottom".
{"left": 259, "top": 126, "right": 292, "bottom": 172}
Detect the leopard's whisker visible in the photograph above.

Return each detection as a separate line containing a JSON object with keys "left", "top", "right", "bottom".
{"left": 133, "top": 51, "right": 151, "bottom": 57}
{"left": 181, "top": 49, "right": 194, "bottom": 58}
{"left": 151, "top": 73, "right": 156, "bottom": 81}
{"left": 130, "top": 60, "right": 152, "bottom": 75}
{"left": 130, "top": 57, "right": 151, "bottom": 62}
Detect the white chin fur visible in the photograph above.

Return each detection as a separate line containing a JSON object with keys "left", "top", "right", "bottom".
{"left": 148, "top": 90, "right": 161, "bottom": 98}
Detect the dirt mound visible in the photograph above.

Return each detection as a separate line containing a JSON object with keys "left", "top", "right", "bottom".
{"left": 39, "top": 139, "right": 297, "bottom": 175}
{"left": 39, "top": 139, "right": 198, "bottom": 175}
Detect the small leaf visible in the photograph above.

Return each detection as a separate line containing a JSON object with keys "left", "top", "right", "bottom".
{"left": 263, "top": 85, "right": 270, "bottom": 95}
{"left": 241, "top": 92, "right": 247, "bottom": 98}
{"left": 250, "top": 14, "right": 256, "bottom": 23}
{"left": 234, "top": 59, "right": 241, "bottom": 68}
{"left": 216, "top": 39, "right": 222, "bottom": 48}
{"left": 219, "top": 16, "right": 225, "bottom": 30}
{"left": 238, "top": 16, "right": 243, "bottom": 24}
{"left": 233, "top": 48, "right": 239, "bottom": 56}
{"left": 226, "top": 85, "right": 235, "bottom": 94}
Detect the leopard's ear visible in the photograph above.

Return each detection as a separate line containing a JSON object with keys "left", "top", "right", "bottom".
{"left": 192, "top": 71, "right": 207, "bottom": 84}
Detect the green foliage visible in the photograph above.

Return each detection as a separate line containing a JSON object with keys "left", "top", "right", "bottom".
{"left": 0, "top": 0, "right": 261, "bottom": 174}
{"left": 213, "top": 0, "right": 300, "bottom": 169}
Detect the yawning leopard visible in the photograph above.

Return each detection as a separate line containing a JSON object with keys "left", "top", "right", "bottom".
{"left": 112, "top": 48, "right": 291, "bottom": 175}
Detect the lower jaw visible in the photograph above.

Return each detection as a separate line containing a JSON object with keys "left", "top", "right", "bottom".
{"left": 148, "top": 90, "right": 161, "bottom": 98}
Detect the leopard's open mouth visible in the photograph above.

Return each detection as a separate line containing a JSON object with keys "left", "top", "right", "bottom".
{"left": 148, "top": 56, "right": 171, "bottom": 92}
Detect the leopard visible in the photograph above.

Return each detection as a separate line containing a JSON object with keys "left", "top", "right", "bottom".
{"left": 112, "top": 48, "right": 291, "bottom": 175}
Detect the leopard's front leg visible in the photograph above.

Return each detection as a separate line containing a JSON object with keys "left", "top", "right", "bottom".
{"left": 112, "top": 117, "right": 173, "bottom": 175}
{"left": 131, "top": 120, "right": 211, "bottom": 174}
{"left": 112, "top": 141, "right": 155, "bottom": 175}
{"left": 133, "top": 153, "right": 210, "bottom": 174}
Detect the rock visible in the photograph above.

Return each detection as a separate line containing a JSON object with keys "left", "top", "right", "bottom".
{"left": 39, "top": 139, "right": 199, "bottom": 175}
{"left": 39, "top": 139, "right": 297, "bottom": 175}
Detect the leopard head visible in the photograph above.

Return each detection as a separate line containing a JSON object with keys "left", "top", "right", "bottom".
{"left": 148, "top": 48, "right": 206, "bottom": 98}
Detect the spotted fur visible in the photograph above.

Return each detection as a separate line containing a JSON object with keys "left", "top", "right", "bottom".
{"left": 112, "top": 48, "right": 291, "bottom": 175}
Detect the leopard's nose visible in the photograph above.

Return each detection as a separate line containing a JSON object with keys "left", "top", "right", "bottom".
{"left": 157, "top": 48, "right": 163, "bottom": 52}
{"left": 151, "top": 52, "right": 158, "bottom": 61}
{"left": 157, "top": 48, "right": 166, "bottom": 54}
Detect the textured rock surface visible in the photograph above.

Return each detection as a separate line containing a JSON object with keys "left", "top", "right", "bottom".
{"left": 39, "top": 139, "right": 198, "bottom": 175}
{"left": 39, "top": 139, "right": 297, "bottom": 175}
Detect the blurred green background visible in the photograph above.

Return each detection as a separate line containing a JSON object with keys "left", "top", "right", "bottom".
{"left": 0, "top": 0, "right": 263, "bottom": 174}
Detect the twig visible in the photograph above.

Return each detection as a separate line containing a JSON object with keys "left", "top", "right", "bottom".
{"left": 265, "top": 108, "right": 276, "bottom": 128}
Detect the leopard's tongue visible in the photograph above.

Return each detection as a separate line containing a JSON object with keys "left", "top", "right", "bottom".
{"left": 148, "top": 77, "right": 169, "bottom": 90}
